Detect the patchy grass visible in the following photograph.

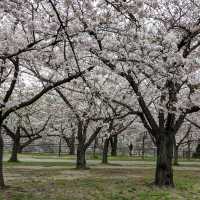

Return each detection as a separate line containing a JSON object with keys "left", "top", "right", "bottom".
{"left": 4, "top": 152, "right": 76, "bottom": 161}
{"left": 5, "top": 152, "right": 200, "bottom": 163}
{"left": 4, "top": 152, "right": 156, "bottom": 161}
{"left": 0, "top": 161, "right": 200, "bottom": 200}
{"left": 4, "top": 161, "right": 74, "bottom": 168}
{"left": 88, "top": 154, "right": 156, "bottom": 161}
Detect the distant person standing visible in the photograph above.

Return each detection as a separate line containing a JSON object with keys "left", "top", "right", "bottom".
{"left": 128, "top": 142, "right": 133, "bottom": 156}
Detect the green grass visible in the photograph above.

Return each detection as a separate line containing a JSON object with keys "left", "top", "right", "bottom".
{"left": 0, "top": 159, "right": 200, "bottom": 200}
{"left": 88, "top": 153, "right": 156, "bottom": 161}
{"left": 4, "top": 161, "right": 74, "bottom": 167}
{"left": 4, "top": 151, "right": 200, "bottom": 163}
{"left": 2, "top": 152, "right": 200, "bottom": 200}
{"left": 4, "top": 152, "right": 76, "bottom": 160}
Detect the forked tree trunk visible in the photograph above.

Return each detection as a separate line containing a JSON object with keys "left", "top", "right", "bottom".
{"left": 75, "top": 120, "right": 102, "bottom": 169}
{"left": 110, "top": 135, "right": 118, "bottom": 156}
{"left": 76, "top": 145, "right": 87, "bottom": 169}
{"left": 0, "top": 133, "right": 5, "bottom": 188}
{"left": 9, "top": 137, "right": 20, "bottom": 162}
{"left": 102, "top": 138, "right": 109, "bottom": 164}
{"left": 155, "top": 132, "right": 174, "bottom": 187}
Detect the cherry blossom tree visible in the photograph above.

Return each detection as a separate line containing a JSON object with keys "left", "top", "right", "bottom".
{"left": 0, "top": 0, "right": 200, "bottom": 189}
{"left": 3, "top": 106, "right": 51, "bottom": 162}
{"left": 0, "top": 0, "right": 95, "bottom": 188}
{"left": 78, "top": 0, "right": 200, "bottom": 186}
{"left": 102, "top": 116, "right": 134, "bottom": 164}
{"left": 47, "top": 97, "right": 77, "bottom": 155}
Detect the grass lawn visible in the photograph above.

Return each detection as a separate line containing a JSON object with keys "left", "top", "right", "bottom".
{"left": 4, "top": 152, "right": 200, "bottom": 162}
{"left": 1, "top": 154, "right": 200, "bottom": 200}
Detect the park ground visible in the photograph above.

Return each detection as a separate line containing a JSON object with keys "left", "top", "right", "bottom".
{"left": 1, "top": 153, "right": 200, "bottom": 200}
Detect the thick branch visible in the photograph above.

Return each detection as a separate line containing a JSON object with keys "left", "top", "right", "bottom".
{"left": 3, "top": 58, "right": 19, "bottom": 104}
{"left": 2, "top": 66, "right": 94, "bottom": 120}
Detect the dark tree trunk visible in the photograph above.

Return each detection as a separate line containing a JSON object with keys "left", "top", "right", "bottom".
{"left": 69, "top": 143, "right": 75, "bottom": 155}
{"left": 128, "top": 143, "right": 133, "bottom": 156}
{"left": 75, "top": 120, "right": 102, "bottom": 169}
{"left": 110, "top": 135, "right": 118, "bottom": 156}
{"left": 69, "top": 134, "right": 75, "bottom": 155}
{"left": 58, "top": 137, "right": 62, "bottom": 157}
{"left": 0, "top": 133, "right": 5, "bottom": 188}
{"left": 173, "top": 146, "right": 179, "bottom": 166}
{"left": 142, "top": 134, "right": 146, "bottom": 160}
{"left": 155, "top": 132, "right": 174, "bottom": 187}
{"left": 9, "top": 137, "right": 20, "bottom": 162}
{"left": 187, "top": 142, "right": 191, "bottom": 160}
{"left": 173, "top": 134, "right": 179, "bottom": 165}
{"left": 102, "top": 138, "right": 109, "bottom": 164}
{"left": 93, "top": 137, "right": 98, "bottom": 158}
{"left": 76, "top": 145, "right": 87, "bottom": 169}
{"left": 63, "top": 135, "right": 76, "bottom": 155}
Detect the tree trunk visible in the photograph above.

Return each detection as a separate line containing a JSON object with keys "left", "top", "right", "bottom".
{"left": 76, "top": 145, "right": 87, "bottom": 169}
{"left": 58, "top": 137, "right": 62, "bottom": 157}
{"left": 9, "top": 137, "right": 20, "bottom": 162}
{"left": 155, "top": 133, "right": 174, "bottom": 187}
{"left": 102, "top": 138, "right": 109, "bottom": 164}
{"left": 63, "top": 135, "right": 76, "bottom": 155}
{"left": 93, "top": 137, "right": 98, "bottom": 158}
{"left": 69, "top": 135, "right": 75, "bottom": 155}
{"left": 69, "top": 143, "right": 75, "bottom": 155}
{"left": 129, "top": 149, "right": 132, "bottom": 156}
{"left": 142, "top": 134, "right": 145, "bottom": 160}
{"left": 173, "top": 146, "right": 179, "bottom": 166}
{"left": 110, "top": 135, "right": 118, "bottom": 156}
{"left": 0, "top": 133, "right": 5, "bottom": 188}
{"left": 187, "top": 142, "right": 191, "bottom": 160}
{"left": 128, "top": 143, "right": 133, "bottom": 156}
